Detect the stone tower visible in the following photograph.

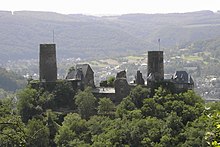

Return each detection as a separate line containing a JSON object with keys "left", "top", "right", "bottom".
{"left": 135, "top": 70, "right": 145, "bottom": 85}
{"left": 39, "top": 44, "right": 57, "bottom": 82}
{"left": 114, "top": 70, "right": 130, "bottom": 103}
{"left": 147, "top": 51, "right": 164, "bottom": 82}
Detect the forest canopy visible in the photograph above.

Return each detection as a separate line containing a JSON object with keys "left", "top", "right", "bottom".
{"left": 1, "top": 85, "right": 220, "bottom": 146}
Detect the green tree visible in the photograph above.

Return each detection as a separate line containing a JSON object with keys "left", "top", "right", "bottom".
{"left": 0, "top": 98, "right": 26, "bottom": 146}
{"left": 129, "top": 85, "right": 150, "bottom": 108}
{"left": 17, "top": 87, "right": 42, "bottom": 122}
{"left": 174, "top": 91, "right": 204, "bottom": 125}
{"left": 115, "top": 97, "right": 136, "bottom": 118}
{"left": 130, "top": 117, "right": 164, "bottom": 146}
{"left": 141, "top": 98, "right": 165, "bottom": 119}
{"left": 87, "top": 115, "right": 111, "bottom": 136}
{"left": 44, "top": 109, "right": 59, "bottom": 146}
{"left": 91, "top": 118, "right": 131, "bottom": 146}
{"left": 182, "top": 115, "right": 208, "bottom": 146}
{"left": 25, "top": 118, "right": 50, "bottom": 147}
{"left": 75, "top": 87, "right": 97, "bottom": 119}
{"left": 107, "top": 76, "right": 115, "bottom": 87}
{"left": 53, "top": 81, "right": 75, "bottom": 109}
{"left": 54, "top": 113, "right": 89, "bottom": 146}
{"left": 205, "top": 101, "right": 220, "bottom": 114}
{"left": 180, "top": 90, "right": 204, "bottom": 106}
{"left": 205, "top": 111, "right": 220, "bottom": 146}
{"left": 161, "top": 112, "right": 184, "bottom": 146}
{"left": 97, "top": 97, "right": 115, "bottom": 117}
{"left": 91, "top": 116, "right": 165, "bottom": 146}
{"left": 17, "top": 86, "right": 54, "bottom": 122}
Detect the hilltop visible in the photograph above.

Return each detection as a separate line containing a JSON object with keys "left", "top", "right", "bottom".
{"left": 1, "top": 10, "right": 220, "bottom": 62}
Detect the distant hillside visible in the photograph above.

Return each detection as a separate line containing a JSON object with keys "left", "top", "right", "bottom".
{"left": 0, "top": 10, "right": 220, "bottom": 62}
{"left": 179, "top": 37, "right": 220, "bottom": 76}
{"left": 0, "top": 67, "right": 26, "bottom": 91}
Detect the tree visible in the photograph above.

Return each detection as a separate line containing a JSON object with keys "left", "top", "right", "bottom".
{"left": 87, "top": 115, "right": 111, "bottom": 136}
{"left": 44, "top": 109, "right": 59, "bottom": 146}
{"left": 205, "top": 111, "right": 220, "bottom": 146}
{"left": 25, "top": 118, "right": 50, "bottom": 147}
{"left": 115, "top": 97, "right": 136, "bottom": 118}
{"left": 175, "top": 91, "right": 204, "bottom": 125}
{"left": 129, "top": 85, "right": 150, "bottom": 108}
{"left": 54, "top": 113, "right": 89, "bottom": 146}
{"left": 17, "top": 86, "right": 53, "bottom": 122}
{"left": 91, "top": 118, "right": 131, "bottom": 146}
{"left": 17, "top": 87, "right": 41, "bottom": 122}
{"left": 0, "top": 97, "right": 26, "bottom": 146}
{"left": 180, "top": 90, "right": 204, "bottom": 107}
{"left": 107, "top": 76, "right": 115, "bottom": 87}
{"left": 161, "top": 112, "right": 184, "bottom": 146}
{"left": 182, "top": 115, "right": 208, "bottom": 146}
{"left": 141, "top": 98, "right": 165, "bottom": 119}
{"left": 97, "top": 97, "right": 115, "bottom": 117}
{"left": 75, "top": 87, "right": 97, "bottom": 119}
{"left": 53, "top": 81, "right": 76, "bottom": 109}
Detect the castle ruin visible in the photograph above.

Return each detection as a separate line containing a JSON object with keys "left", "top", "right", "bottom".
{"left": 36, "top": 43, "right": 194, "bottom": 104}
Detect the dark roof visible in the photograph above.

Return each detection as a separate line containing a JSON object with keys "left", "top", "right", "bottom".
{"left": 66, "top": 70, "right": 75, "bottom": 79}
{"left": 66, "top": 69, "right": 83, "bottom": 80}
{"left": 173, "top": 71, "right": 193, "bottom": 83}
{"left": 76, "top": 64, "right": 94, "bottom": 76}
{"left": 66, "top": 64, "right": 93, "bottom": 79}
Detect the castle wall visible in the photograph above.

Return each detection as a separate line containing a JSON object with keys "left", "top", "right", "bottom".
{"left": 39, "top": 44, "right": 57, "bottom": 82}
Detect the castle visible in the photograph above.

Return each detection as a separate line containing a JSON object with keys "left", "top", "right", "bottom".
{"left": 36, "top": 43, "right": 194, "bottom": 104}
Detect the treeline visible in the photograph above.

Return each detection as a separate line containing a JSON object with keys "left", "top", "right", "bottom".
{"left": 1, "top": 84, "right": 220, "bottom": 146}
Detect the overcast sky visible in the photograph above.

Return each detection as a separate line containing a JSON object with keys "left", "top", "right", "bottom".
{"left": 1, "top": 0, "right": 219, "bottom": 15}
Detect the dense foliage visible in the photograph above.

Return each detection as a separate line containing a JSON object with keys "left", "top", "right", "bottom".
{"left": 1, "top": 85, "right": 220, "bottom": 146}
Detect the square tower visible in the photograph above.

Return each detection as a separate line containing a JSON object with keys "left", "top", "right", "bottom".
{"left": 39, "top": 44, "right": 57, "bottom": 82}
{"left": 147, "top": 51, "right": 164, "bottom": 81}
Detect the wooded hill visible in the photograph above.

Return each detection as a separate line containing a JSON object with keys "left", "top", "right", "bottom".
{"left": 1, "top": 10, "right": 220, "bottom": 62}
{"left": 0, "top": 67, "right": 26, "bottom": 91}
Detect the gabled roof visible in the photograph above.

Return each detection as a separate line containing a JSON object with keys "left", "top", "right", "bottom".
{"left": 76, "top": 64, "right": 94, "bottom": 77}
{"left": 66, "top": 64, "right": 94, "bottom": 80}
{"left": 66, "top": 70, "right": 76, "bottom": 79}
